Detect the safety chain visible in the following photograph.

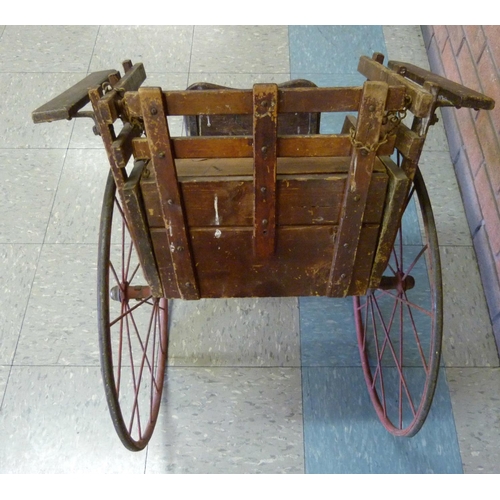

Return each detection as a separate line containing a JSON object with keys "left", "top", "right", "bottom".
{"left": 349, "top": 95, "right": 412, "bottom": 154}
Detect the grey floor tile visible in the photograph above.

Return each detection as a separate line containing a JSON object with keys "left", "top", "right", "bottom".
{"left": 441, "top": 246, "right": 499, "bottom": 367}
{"left": 0, "top": 366, "right": 10, "bottom": 404}
{"left": 146, "top": 367, "right": 304, "bottom": 473}
{"left": 187, "top": 72, "right": 291, "bottom": 89}
{"left": 90, "top": 26, "right": 194, "bottom": 72}
{"left": 447, "top": 367, "right": 500, "bottom": 473}
{"left": 419, "top": 151, "right": 474, "bottom": 246}
{"left": 190, "top": 26, "right": 289, "bottom": 74}
{"left": 383, "top": 26, "right": 431, "bottom": 69}
{"left": 0, "top": 149, "right": 65, "bottom": 244}
{"left": 0, "top": 26, "right": 98, "bottom": 72}
{"left": 0, "top": 72, "right": 81, "bottom": 148}
{"left": 14, "top": 244, "right": 99, "bottom": 366}
{"left": 302, "top": 367, "right": 462, "bottom": 473}
{"left": 168, "top": 298, "right": 300, "bottom": 367}
{"left": 0, "top": 244, "right": 40, "bottom": 365}
{"left": 0, "top": 366, "right": 146, "bottom": 473}
{"left": 45, "top": 148, "right": 109, "bottom": 244}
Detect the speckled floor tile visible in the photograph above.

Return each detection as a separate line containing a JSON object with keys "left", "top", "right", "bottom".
{"left": 446, "top": 367, "right": 500, "bottom": 473}
{"left": 187, "top": 72, "right": 291, "bottom": 89}
{"left": 0, "top": 366, "right": 9, "bottom": 404}
{"left": 190, "top": 26, "right": 289, "bottom": 74}
{"left": 146, "top": 367, "right": 303, "bottom": 473}
{"left": 441, "top": 246, "right": 499, "bottom": 367}
{"left": 14, "top": 244, "right": 99, "bottom": 366}
{"left": 383, "top": 26, "right": 431, "bottom": 69}
{"left": 168, "top": 298, "right": 300, "bottom": 367}
{"left": 44, "top": 148, "right": 110, "bottom": 244}
{"left": 0, "top": 149, "right": 65, "bottom": 244}
{"left": 302, "top": 367, "right": 462, "bottom": 473}
{"left": 300, "top": 297, "right": 359, "bottom": 366}
{"left": 0, "top": 72, "right": 81, "bottom": 148}
{"left": 418, "top": 151, "right": 473, "bottom": 246}
{"left": 0, "top": 244, "right": 40, "bottom": 365}
{"left": 289, "top": 26, "right": 386, "bottom": 75}
{"left": 0, "top": 366, "right": 146, "bottom": 473}
{"left": 90, "top": 25, "right": 194, "bottom": 72}
{"left": 0, "top": 26, "right": 98, "bottom": 72}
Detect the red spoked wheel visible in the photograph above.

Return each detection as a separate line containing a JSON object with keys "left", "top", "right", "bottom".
{"left": 98, "top": 172, "right": 168, "bottom": 451}
{"left": 354, "top": 167, "right": 443, "bottom": 437}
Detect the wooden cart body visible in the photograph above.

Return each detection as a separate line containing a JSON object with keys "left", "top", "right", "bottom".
{"left": 32, "top": 53, "right": 495, "bottom": 449}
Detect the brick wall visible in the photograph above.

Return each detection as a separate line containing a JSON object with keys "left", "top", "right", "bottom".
{"left": 421, "top": 26, "right": 500, "bottom": 354}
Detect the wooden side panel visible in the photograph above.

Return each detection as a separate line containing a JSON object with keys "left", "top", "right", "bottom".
{"left": 369, "top": 155, "right": 411, "bottom": 288}
{"left": 150, "top": 224, "right": 381, "bottom": 298}
{"left": 141, "top": 173, "right": 388, "bottom": 228}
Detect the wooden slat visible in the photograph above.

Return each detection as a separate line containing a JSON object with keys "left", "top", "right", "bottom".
{"left": 131, "top": 133, "right": 397, "bottom": 160}
{"left": 253, "top": 83, "right": 278, "bottom": 259}
{"left": 123, "top": 85, "right": 406, "bottom": 118}
{"left": 139, "top": 87, "right": 199, "bottom": 300}
{"left": 112, "top": 122, "right": 143, "bottom": 168}
{"left": 327, "top": 80, "right": 390, "bottom": 297}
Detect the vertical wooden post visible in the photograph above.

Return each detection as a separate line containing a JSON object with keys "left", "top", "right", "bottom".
{"left": 253, "top": 83, "right": 278, "bottom": 259}
{"left": 139, "top": 87, "right": 199, "bottom": 300}
{"left": 327, "top": 80, "right": 389, "bottom": 297}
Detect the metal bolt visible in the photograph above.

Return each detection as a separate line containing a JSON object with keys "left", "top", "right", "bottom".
{"left": 340, "top": 273, "right": 346, "bottom": 279}
{"left": 369, "top": 105, "right": 375, "bottom": 112}
{"left": 353, "top": 194, "right": 361, "bottom": 201}
{"left": 261, "top": 100, "right": 268, "bottom": 107}
{"left": 158, "top": 152, "right": 165, "bottom": 158}
{"left": 167, "top": 199, "right": 174, "bottom": 205}
{"left": 176, "top": 246, "right": 184, "bottom": 252}
{"left": 262, "top": 219, "right": 268, "bottom": 226}
{"left": 150, "top": 107, "right": 158, "bottom": 115}
{"left": 261, "top": 146, "right": 268, "bottom": 154}
{"left": 260, "top": 186, "right": 267, "bottom": 193}
{"left": 343, "top": 243, "right": 349, "bottom": 248}
{"left": 361, "top": 149, "right": 368, "bottom": 156}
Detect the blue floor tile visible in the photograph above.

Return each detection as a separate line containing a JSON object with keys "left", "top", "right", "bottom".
{"left": 289, "top": 26, "right": 387, "bottom": 75}
{"left": 302, "top": 367, "right": 463, "bottom": 473}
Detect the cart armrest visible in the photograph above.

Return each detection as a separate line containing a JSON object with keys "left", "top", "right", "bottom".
{"left": 388, "top": 60, "right": 495, "bottom": 111}
{"left": 32, "top": 69, "right": 119, "bottom": 123}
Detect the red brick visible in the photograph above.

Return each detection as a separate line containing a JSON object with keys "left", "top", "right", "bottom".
{"left": 456, "top": 41, "right": 482, "bottom": 94}
{"left": 453, "top": 107, "right": 484, "bottom": 173}
{"left": 476, "top": 46, "right": 500, "bottom": 133}
{"left": 433, "top": 25, "right": 450, "bottom": 53}
{"left": 464, "top": 25, "right": 487, "bottom": 62}
{"left": 441, "top": 36, "right": 462, "bottom": 85}
{"left": 447, "top": 26, "right": 465, "bottom": 55}
{"left": 476, "top": 111, "right": 500, "bottom": 193}
{"left": 483, "top": 25, "right": 500, "bottom": 72}
{"left": 475, "top": 165, "right": 500, "bottom": 256}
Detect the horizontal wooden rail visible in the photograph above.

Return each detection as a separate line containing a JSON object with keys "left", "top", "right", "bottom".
{"left": 121, "top": 85, "right": 407, "bottom": 121}
{"left": 132, "top": 133, "right": 397, "bottom": 160}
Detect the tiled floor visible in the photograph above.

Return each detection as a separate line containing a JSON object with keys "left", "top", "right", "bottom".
{"left": 0, "top": 25, "right": 499, "bottom": 474}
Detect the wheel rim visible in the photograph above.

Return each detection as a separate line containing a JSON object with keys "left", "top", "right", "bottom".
{"left": 98, "top": 172, "right": 168, "bottom": 451}
{"left": 354, "top": 168, "right": 443, "bottom": 437}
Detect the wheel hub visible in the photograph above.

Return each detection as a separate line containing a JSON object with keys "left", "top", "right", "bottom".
{"left": 110, "top": 284, "right": 152, "bottom": 302}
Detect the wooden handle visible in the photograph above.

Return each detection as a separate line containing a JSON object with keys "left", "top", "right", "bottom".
{"left": 388, "top": 60, "right": 495, "bottom": 110}
{"left": 32, "top": 69, "right": 119, "bottom": 123}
